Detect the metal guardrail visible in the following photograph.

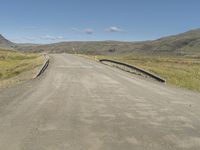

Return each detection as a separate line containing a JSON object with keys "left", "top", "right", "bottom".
{"left": 99, "top": 59, "right": 166, "bottom": 83}
{"left": 35, "top": 58, "right": 49, "bottom": 78}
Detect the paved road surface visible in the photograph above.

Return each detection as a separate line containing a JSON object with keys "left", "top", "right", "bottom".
{"left": 0, "top": 54, "right": 200, "bottom": 150}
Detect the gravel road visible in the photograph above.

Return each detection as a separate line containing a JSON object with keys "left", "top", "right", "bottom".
{"left": 0, "top": 54, "right": 200, "bottom": 150}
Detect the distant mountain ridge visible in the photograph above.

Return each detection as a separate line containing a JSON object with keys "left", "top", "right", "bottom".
{"left": 2, "top": 28, "right": 200, "bottom": 55}
{"left": 148, "top": 28, "right": 200, "bottom": 52}
{"left": 0, "top": 34, "right": 14, "bottom": 48}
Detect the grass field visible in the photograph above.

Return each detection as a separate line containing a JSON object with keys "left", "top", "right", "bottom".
{"left": 0, "top": 49, "right": 43, "bottom": 87}
{"left": 85, "top": 54, "right": 200, "bottom": 92}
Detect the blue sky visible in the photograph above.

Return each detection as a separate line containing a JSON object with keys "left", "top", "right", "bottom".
{"left": 0, "top": 0, "right": 200, "bottom": 43}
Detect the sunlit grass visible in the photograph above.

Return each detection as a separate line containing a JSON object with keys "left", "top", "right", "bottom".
{"left": 85, "top": 54, "right": 200, "bottom": 92}
{"left": 0, "top": 49, "right": 43, "bottom": 80}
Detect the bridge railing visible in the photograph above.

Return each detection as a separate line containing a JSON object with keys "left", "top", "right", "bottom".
{"left": 99, "top": 59, "right": 166, "bottom": 83}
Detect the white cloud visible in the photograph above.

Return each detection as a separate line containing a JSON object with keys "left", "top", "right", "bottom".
{"left": 83, "top": 28, "right": 94, "bottom": 34}
{"left": 105, "top": 26, "right": 125, "bottom": 33}
{"left": 40, "top": 35, "right": 64, "bottom": 40}
{"left": 23, "top": 37, "right": 37, "bottom": 41}
{"left": 10, "top": 37, "right": 37, "bottom": 43}
{"left": 10, "top": 35, "right": 65, "bottom": 44}
{"left": 71, "top": 28, "right": 95, "bottom": 35}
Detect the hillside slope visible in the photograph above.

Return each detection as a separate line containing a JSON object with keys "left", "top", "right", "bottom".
{"left": 0, "top": 49, "right": 43, "bottom": 88}
{"left": 145, "top": 28, "right": 200, "bottom": 53}
{"left": 12, "top": 28, "right": 200, "bottom": 55}
{"left": 0, "top": 34, "right": 14, "bottom": 49}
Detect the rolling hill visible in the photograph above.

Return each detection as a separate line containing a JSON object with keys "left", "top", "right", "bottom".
{"left": 4, "top": 28, "right": 200, "bottom": 55}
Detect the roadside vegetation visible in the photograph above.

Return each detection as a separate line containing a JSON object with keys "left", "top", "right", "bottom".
{"left": 0, "top": 49, "right": 43, "bottom": 87}
{"left": 84, "top": 54, "right": 200, "bottom": 92}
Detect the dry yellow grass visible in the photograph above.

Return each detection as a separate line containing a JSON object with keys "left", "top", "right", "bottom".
{"left": 84, "top": 54, "right": 200, "bottom": 92}
{"left": 0, "top": 49, "right": 43, "bottom": 87}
